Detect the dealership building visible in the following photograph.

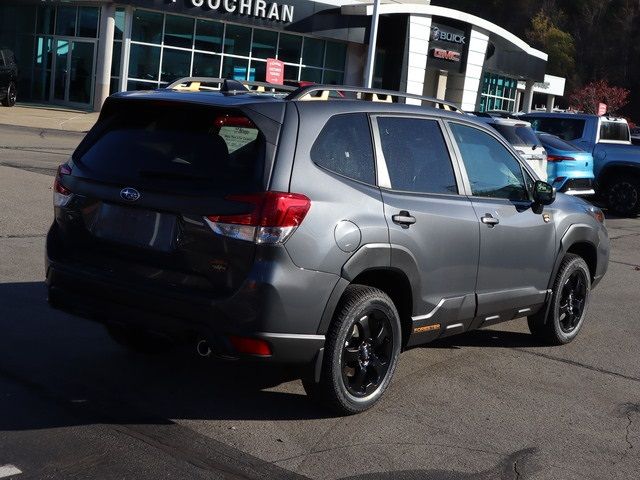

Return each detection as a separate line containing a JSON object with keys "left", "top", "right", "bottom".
{"left": 0, "top": 0, "right": 563, "bottom": 112}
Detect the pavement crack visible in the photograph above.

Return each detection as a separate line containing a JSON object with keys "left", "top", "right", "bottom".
{"left": 513, "top": 460, "right": 520, "bottom": 480}
{"left": 620, "top": 403, "right": 640, "bottom": 460}
{"left": 0, "top": 234, "right": 47, "bottom": 239}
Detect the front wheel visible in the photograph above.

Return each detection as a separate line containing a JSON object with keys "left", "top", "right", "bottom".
{"left": 304, "top": 285, "right": 402, "bottom": 415}
{"left": 528, "top": 254, "right": 591, "bottom": 345}
{"left": 2, "top": 82, "right": 16, "bottom": 107}
{"left": 605, "top": 175, "right": 640, "bottom": 217}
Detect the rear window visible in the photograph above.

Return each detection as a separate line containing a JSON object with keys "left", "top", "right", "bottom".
{"left": 491, "top": 124, "right": 541, "bottom": 147}
{"left": 74, "top": 101, "right": 266, "bottom": 193}
{"left": 527, "top": 117, "right": 586, "bottom": 141}
{"left": 599, "top": 121, "right": 630, "bottom": 142}
{"left": 538, "top": 134, "right": 583, "bottom": 152}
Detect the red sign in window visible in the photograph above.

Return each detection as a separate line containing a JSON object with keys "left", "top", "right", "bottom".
{"left": 598, "top": 103, "right": 607, "bottom": 116}
{"left": 266, "top": 58, "right": 284, "bottom": 85}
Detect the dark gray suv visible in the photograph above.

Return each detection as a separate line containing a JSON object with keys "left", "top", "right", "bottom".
{"left": 46, "top": 80, "right": 609, "bottom": 414}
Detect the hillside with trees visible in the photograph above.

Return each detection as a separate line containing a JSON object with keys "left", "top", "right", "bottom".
{"left": 433, "top": 0, "right": 640, "bottom": 119}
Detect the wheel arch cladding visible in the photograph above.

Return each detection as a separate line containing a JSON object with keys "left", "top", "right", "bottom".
{"left": 550, "top": 224, "right": 599, "bottom": 287}
{"left": 566, "top": 241, "right": 597, "bottom": 281}
{"left": 599, "top": 163, "right": 640, "bottom": 186}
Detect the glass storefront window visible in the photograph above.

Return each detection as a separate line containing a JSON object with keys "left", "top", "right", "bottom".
{"left": 127, "top": 80, "right": 158, "bottom": 91}
{"left": 195, "top": 19, "right": 223, "bottom": 52}
{"left": 303, "top": 38, "right": 324, "bottom": 68}
{"left": 325, "top": 42, "right": 346, "bottom": 71}
{"left": 222, "top": 56, "right": 249, "bottom": 80}
{"left": 480, "top": 72, "right": 517, "bottom": 112}
{"left": 36, "top": 6, "right": 55, "bottom": 35}
{"left": 132, "top": 10, "right": 163, "bottom": 44}
{"left": 193, "top": 52, "right": 221, "bottom": 77}
{"left": 251, "top": 60, "right": 266, "bottom": 82}
{"left": 161, "top": 48, "right": 191, "bottom": 82}
{"left": 301, "top": 67, "right": 322, "bottom": 83}
{"left": 114, "top": 8, "right": 125, "bottom": 40}
{"left": 56, "top": 6, "right": 77, "bottom": 36}
{"left": 128, "top": 43, "right": 161, "bottom": 81}
{"left": 112, "top": 42, "right": 122, "bottom": 77}
{"left": 279, "top": 34, "right": 301, "bottom": 63}
{"left": 284, "top": 64, "right": 299, "bottom": 81}
{"left": 224, "top": 24, "right": 251, "bottom": 57}
{"left": 164, "top": 15, "right": 194, "bottom": 49}
{"left": 323, "top": 70, "right": 344, "bottom": 85}
{"left": 77, "top": 6, "right": 99, "bottom": 38}
{"left": 251, "top": 29, "right": 277, "bottom": 59}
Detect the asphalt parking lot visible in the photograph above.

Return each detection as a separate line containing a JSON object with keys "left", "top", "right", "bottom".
{"left": 0, "top": 124, "right": 639, "bottom": 479}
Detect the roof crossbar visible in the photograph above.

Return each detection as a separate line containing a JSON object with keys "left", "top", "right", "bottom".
{"left": 166, "top": 77, "right": 297, "bottom": 94}
{"left": 286, "top": 84, "right": 464, "bottom": 112}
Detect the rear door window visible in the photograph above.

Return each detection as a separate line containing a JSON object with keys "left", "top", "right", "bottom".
{"left": 376, "top": 117, "right": 458, "bottom": 195}
{"left": 527, "top": 117, "right": 586, "bottom": 141}
{"left": 539, "top": 134, "right": 583, "bottom": 151}
{"left": 310, "top": 113, "right": 376, "bottom": 184}
{"left": 74, "top": 102, "right": 266, "bottom": 193}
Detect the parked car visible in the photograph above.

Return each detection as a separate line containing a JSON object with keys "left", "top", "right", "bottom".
{"left": 472, "top": 110, "right": 520, "bottom": 120}
{"left": 0, "top": 47, "right": 18, "bottom": 107}
{"left": 46, "top": 80, "right": 609, "bottom": 414}
{"left": 476, "top": 117, "right": 548, "bottom": 180}
{"left": 537, "top": 133, "right": 595, "bottom": 196}
{"left": 524, "top": 112, "right": 640, "bottom": 216}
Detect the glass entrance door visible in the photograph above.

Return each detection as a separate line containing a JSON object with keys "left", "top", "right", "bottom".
{"left": 51, "top": 38, "right": 95, "bottom": 107}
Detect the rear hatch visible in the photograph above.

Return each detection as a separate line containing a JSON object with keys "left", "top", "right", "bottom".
{"left": 53, "top": 97, "right": 283, "bottom": 298}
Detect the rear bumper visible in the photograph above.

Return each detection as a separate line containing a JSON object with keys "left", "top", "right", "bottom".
{"left": 46, "top": 228, "right": 336, "bottom": 364}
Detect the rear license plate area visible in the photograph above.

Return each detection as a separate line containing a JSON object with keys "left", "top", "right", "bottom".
{"left": 89, "top": 203, "right": 178, "bottom": 252}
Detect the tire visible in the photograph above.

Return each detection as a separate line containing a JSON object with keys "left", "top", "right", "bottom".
{"left": 605, "top": 174, "right": 640, "bottom": 217}
{"left": 304, "top": 285, "right": 402, "bottom": 415}
{"left": 2, "top": 82, "right": 16, "bottom": 107}
{"left": 105, "top": 324, "right": 173, "bottom": 354}
{"left": 527, "top": 254, "right": 591, "bottom": 345}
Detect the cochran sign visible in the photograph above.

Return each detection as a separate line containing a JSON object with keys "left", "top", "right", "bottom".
{"left": 431, "top": 48, "right": 461, "bottom": 62}
{"left": 190, "top": 0, "right": 294, "bottom": 22}
{"left": 266, "top": 58, "right": 284, "bottom": 84}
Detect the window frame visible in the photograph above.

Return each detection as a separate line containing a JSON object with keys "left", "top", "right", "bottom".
{"left": 443, "top": 119, "right": 535, "bottom": 203}
{"left": 370, "top": 113, "right": 466, "bottom": 197}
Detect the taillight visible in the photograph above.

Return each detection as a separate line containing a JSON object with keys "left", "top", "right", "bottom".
{"left": 214, "top": 115, "right": 255, "bottom": 128}
{"left": 204, "top": 191, "right": 311, "bottom": 244}
{"left": 53, "top": 164, "right": 73, "bottom": 207}
{"left": 547, "top": 154, "right": 575, "bottom": 162}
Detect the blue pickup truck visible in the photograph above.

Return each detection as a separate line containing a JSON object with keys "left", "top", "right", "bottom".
{"left": 523, "top": 112, "right": 640, "bottom": 216}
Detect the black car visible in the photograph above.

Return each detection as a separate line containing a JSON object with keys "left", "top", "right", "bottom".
{"left": 0, "top": 47, "right": 17, "bottom": 107}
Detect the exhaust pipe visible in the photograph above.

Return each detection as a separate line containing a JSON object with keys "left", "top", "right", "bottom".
{"left": 196, "top": 339, "right": 212, "bottom": 357}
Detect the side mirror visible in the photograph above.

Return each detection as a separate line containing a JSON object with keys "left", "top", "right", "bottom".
{"left": 533, "top": 180, "right": 556, "bottom": 206}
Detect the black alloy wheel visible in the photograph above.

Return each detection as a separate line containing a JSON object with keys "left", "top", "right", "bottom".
{"left": 607, "top": 176, "right": 640, "bottom": 216}
{"left": 527, "top": 253, "right": 591, "bottom": 345}
{"left": 557, "top": 270, "right": 588, "bottom": 334}
{"left": 303, "top": 285, "right": 401, "bottom": 414}
{"left": 341, "top": 311, "right": 393, "bottom": 398}
{"left": 2, "top": 82, "right": 16, "bottom": 107}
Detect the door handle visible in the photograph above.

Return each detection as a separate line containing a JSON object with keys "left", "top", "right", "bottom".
{"left": 481, "top": 213, "right": 499, "bottom": 227}
{"left": 392, "top": 210, "right": 416, "bottom": 226}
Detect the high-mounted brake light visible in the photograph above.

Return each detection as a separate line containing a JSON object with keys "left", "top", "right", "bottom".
{"left": 547, "top": 154, "right": 575, "bottom": 162}
{"left": 53, "top": 164, "right": 73, "bottom": 207}
{"left": 214, "top": 115, "right": 255, "bottom": 128}
{"left": 204, "top": 191, "right": 311, "bottom": 244}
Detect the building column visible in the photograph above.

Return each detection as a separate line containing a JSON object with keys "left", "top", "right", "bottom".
{"left": 435, "top": 70, "right": 448, "bottom": 100}
{"left": 514, "top": 90, "right": 522, "bottom": 113}
{"left": 401, "top": 15, "right": 431, "bottom": 105}
{"left": 523, "top": 79, "right": 535, "bottom": 113}
{"left": 344, "top": 43, "right": 366, "bottom": 87}
{"left": 93, "top": 3, "right": 116, "bottom": 111}
{"left": 546, "top": 94, "right": 555, "bottom": 112}
{"left": 445, "top": 27, "right": 488, "bottom": 111}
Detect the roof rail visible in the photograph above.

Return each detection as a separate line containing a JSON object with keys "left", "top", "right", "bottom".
{"left": 286, "top": 84, "right": 464, "bottom": 112}
{"left": 166, "top": 77, "right": 296, "bottom": 94}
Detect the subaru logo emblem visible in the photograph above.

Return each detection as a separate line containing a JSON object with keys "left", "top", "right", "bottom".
{"left": 120, "top": 187, "right": 141, "bottom": 202}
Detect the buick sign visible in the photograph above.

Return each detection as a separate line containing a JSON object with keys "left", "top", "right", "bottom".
{"left": 120, "top": 187, "right": 141, "bottom": 202}
{"left": 431, "top": 26, "right": 466, "bottom": 44}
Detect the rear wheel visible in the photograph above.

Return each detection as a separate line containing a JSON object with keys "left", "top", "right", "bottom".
{"left": 303, "top": 285, "right": 401, "bottom": 414}
{"left": 605, "top": 174, "right": 640, "bottom": 216}
{"left": 528, "top": 253, "right": 591, "bottom": 345}
{"left": 105, "top": 324, "right": 174, "bottom": 354}
{"left": 2, "top": 82, "right": 16, "bottom": 107}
